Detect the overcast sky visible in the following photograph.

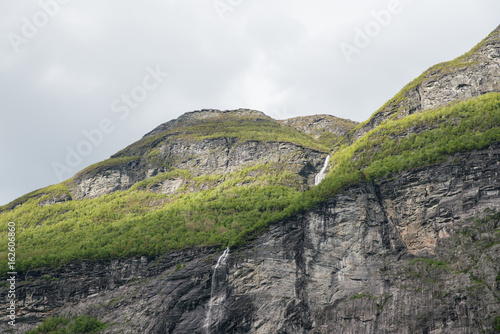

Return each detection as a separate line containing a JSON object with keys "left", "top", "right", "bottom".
{"left": 0, "top": 0, "right": 499, "bottom": 205}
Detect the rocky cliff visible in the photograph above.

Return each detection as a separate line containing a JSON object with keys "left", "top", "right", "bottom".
{"left": 4, "top": 143, "right": 500, "bottom": 333}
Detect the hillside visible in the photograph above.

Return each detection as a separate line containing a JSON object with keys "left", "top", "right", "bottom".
{"left": 0, "top": 109, "right": 349, "bottom": 273}
{"left": 1, "top": 25, "right": 500, "bottom": 334}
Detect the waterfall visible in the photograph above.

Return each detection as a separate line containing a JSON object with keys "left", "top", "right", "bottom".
{"left": 204, "top": 247, "right": 230, "bottom": 333}
{"left": 314, "top": 155, "right": 331, "bottom": 186}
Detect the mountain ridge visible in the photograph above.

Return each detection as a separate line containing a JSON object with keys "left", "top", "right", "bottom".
{"left": 2, "top": 109, "right": 357, "bottom": 211}
{"left": 346, "top": 23, "right": 500, "bottom": 143}
{"left": 142, "top": 108, "right": 271, "bottom": 138}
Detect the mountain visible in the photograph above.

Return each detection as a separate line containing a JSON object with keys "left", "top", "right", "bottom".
{"left": 1, "top": 25, "right": 500, "bottom": 334}
{"left": 347, "top": 24, "right": 500, "bottom": 143}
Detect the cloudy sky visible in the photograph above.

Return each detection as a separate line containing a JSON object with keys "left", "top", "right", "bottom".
{"left": 0, "top": 0, "right": 499, "bottom": 205}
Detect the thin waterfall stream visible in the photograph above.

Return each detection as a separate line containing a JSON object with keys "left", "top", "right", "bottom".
{"left": 314, "top": 155, "right": 331, "bottom": 186}
{"left": 204, "top": 247, "right": 230, "bottom": 333}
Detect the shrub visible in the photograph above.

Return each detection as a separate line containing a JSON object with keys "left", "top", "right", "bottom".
{"left": 25, "top": 315, "right": 105, "bottom": 334}
{"left": 72, "top": 315, "right": 106, "bottom": 333}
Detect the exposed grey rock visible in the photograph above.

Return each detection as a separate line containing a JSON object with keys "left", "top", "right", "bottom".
{"left": 71, "top": 170, "right": 133, "bottom": 200}
{"left": 4, "top": 25, "right": 500, "bottom": 334}
{"left": 279, "top": 115, "right": 358, "bottom": 139}
{"left": 66, "top": 108, "right": 335, "bottom": 200}
{"left": 38, "top": 192, "right": 72, "bottom": 207}
{"left": 69, "top": 137, "right": 327, "bottom": 200}
{"left": 3, "top": 143, "right": 500, "bottom": 333}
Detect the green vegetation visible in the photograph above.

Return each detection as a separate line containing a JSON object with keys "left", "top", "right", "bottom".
{"left": 175, "top": 263, "right": 187, "bottom": 272}
{"left": 494, "top": 315, "right": 500, "bottom": 332}
{"left": 180, "top": 117, "right": 327, "bottom": 151}
{"left": 72, "top": 156, "right": 139, "bottom": 180}
{"left": 328, "top": 92, "right": 500, "bottom": 182}
{"left": 410, "top": 258, "right": 449, "bottom": 269}
{"left": 377, "top": 294, "right": 393, "bottom": 311}
{"left": 72, "top": 316, "right": 106, "bottom": 333}
{"left": 0, "top": 162, "right": 304, "bottom": 272}
{"left": 25, "top": 315, "right": 105, "bottom": 334}
{"left": 0, "top": 183, "right": 71, "bottom": 213}
{"left": 1, "top": 93, "right": 500, "bottom": 273}
{"left": 317, "top": 131, "right": 343, "bottom": 148}
{"left": 278, "top": 115, "right": 358, "bottom": 148}
{"left": 25, "top": 316, "right": 70, "bottom": 334}
{"left": 130, "top": 169, "right": 192, "bottom": 191}
{"left": 115, "top": 114, "right": 329, "bottom": 158}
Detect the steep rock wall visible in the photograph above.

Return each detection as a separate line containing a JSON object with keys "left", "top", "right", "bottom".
{"left": 3, "top": 143, "right": 500, "bottom": 333}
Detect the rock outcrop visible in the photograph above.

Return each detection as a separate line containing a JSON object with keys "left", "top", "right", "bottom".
{"left": 279, "top": 115, "right": 358, "bottom": 140}
{"left": 142, "top": 109, "right": 270, "bottom": 138}
{"left": 69, "top": 139, "right": 327, "bottom": 200}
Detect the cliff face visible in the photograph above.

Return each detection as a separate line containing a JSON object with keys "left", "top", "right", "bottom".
{"left": 70, "top": 139, "right": 326, "bottom": 200}
{"left": 5, "top": 143, "right": 500, "bottom": 333}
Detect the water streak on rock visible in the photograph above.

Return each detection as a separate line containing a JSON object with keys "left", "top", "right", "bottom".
{"left": 204, "top": 247, "right": 230, "bottom": 333}
{"left": 315, "top": 155, "right": 331, "bottom": 186}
